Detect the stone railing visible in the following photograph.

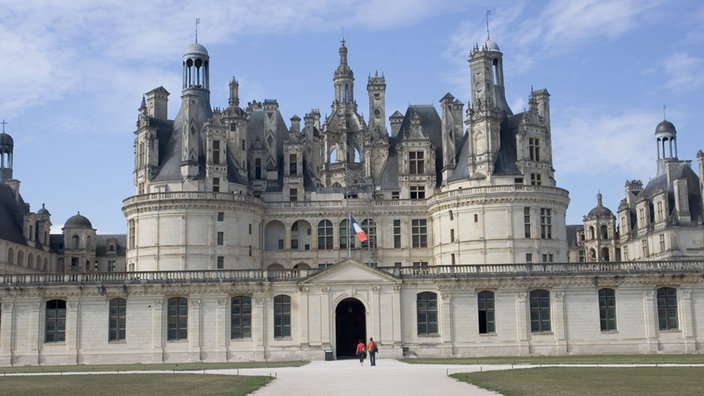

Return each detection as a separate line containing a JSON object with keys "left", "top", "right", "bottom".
{"left": 1, "top": 261, "right": 702, "bottom": 287}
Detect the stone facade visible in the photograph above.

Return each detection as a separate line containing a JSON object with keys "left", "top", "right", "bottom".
{"left": 0, "top": 34, "right": 703, "bottom": 366}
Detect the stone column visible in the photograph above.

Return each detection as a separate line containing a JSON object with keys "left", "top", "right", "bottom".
{"left": 0, "top": 302, "right": 14, "bottom": 365}
{"left": 299, "top": 287, "right": 310, "bottom": 348}
{"left": 66, "top": 301, "right": 79, "bottom": 364}
{"left": 515, "top": 291, "right": 530, "bottom": 355}
{"left": 252, "top": 293, "right": 266, "bottom": 360}
{"left": 680, "top": 288, "right": 696, "bottom": 352}
{"left": 642, "top": 290, "right": 658, "bottom": 352}
{"left": 552, "top": 290, "right": 567, "bottom": 353}
{"left": 152, "top": 299, "right": 164, "bottom": 361}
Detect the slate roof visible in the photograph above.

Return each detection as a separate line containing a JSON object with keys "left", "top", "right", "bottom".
{"left": 0, "top": 182, "right": 27, "bottom": 244}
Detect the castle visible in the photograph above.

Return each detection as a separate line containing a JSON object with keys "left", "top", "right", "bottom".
{"left": 0, "top": 34, "right": 702, "bottom": 365}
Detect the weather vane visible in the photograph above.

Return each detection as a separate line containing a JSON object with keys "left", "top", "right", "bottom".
{"left": 486, "top": 10, "right": 491, "bottom": 39}
{"left": 195, "top": 18, "right": 200, "bottom": 43}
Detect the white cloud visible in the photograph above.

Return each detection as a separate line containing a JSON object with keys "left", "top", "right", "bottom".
{"left": 552, "top": 108, "right": 660, "bottom": 178}
{"left": 663, "top": 52, "right": 704, "bottom": 92}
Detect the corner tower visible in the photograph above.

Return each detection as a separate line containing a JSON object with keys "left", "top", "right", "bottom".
{"left": 177, "top": 41, "right": 213, "bottom": 180}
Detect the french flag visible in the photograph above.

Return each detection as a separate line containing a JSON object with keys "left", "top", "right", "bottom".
{"left": 349, "top": 215, "right": 368, "bottom": 242}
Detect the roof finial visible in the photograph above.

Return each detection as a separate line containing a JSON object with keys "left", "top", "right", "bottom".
{"left": 1, "top": 120, "right": 6, "bottom": 133}
{"left": 486, "top": 9, "right": 491, "bottom": 40}
{"left": 341, "top": 26, "right": 345, "bottom": 46}
{"left": 195, "top": 17, "right": 200, "bottom": 43}
{"left": 663, "top": 104, "right": 667, "bottom": 120}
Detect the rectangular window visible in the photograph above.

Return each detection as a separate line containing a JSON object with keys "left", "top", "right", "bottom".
{"left": 241, "top": 139, "right": 246, "bottom": 151}
{"left": 255, "top": 158, "right": 262, "bottom": 179}
{"left": 291, "top": 239, "right": 299, "bottom": 250}
{"left": 409, "top": 151, "right": 424, "bottom": 174}
{"left": 217, "top": 256, "right": 224, "bottom": 269}
{"left": 248, "top": 245, "right": 252, "bottom": 256}
{"left": 212, "top": 140, "right": 221, "bottom": 164}
{"left": 109, "top": 298, "right": 127, "bottom": 342}
{"left": 290, "top": 188, "right": 298, "bottom": 202}
{"left": 230, "top": 123, "right": 237, "bottom": 131}
{"left": 656, "top": 201, "right": 663, "bottom": 222}
{"left": 659, "top": 234, "right": 665, "bottom": 252}
{"left": 318, "top": 220, "right": 334, "bottom": 250}
{"left": 217, "top": 232, "right": 224, "bottom": 245}
{"left": 249, "top": 223, "right": 252, "bottom": 234}
{"left": 450, "top": 229, "right": 455, "bottom": 243}
{"left": 274, "top": 295, "right": 291, "bottom": 338}
{"left": 657, "top": 287, "right": 678, "bottom": 330}
{"left": 411, "top": 219, "right": 428, "bottom": 248}
{"left": 410, "top": 185, "right": 425, "bottom": 199}
{"left": 289, "top": 154, "right": 297, "bottom": 175}
{"left": 45, "top": 299, "right": 66, "bottom": 343}
{"left": 416, "top": 292, "right": 438, "bottom": 335}
{"left": 641, "top": 239, "right": 648, "bottom": 257}
{"left": 449, "top": 210, "right": 453, "bottom": 221}
{"left": 412, "top": 261, "right": 429, "bottom": 274}
{"left": 451, "top": 253, "right": 455, "bottom": 265}
{"left": 167, "top": 297, "right": 188, "bottom": 341}
{"left": 529, "top": 138, "right": 540, "bottom": 161}
{"left": 524, "top": 207, "right": 531, "bottom": 238}
{"left": 540, "top": 208, "right": 552, "bottom": 239}
{"left": 578, "top": 250, "right": 585, "bottom": 262}
{"left": 217, "top": 212, "right": 224, "bottom": 221}
{"left": 598, "top": 288, "right": 617, "bottom": 332}
{"left": 392, "top": 191, "right": 400, "bottom": 200}
{"left": 541, "top": 253, "right": 553, "bottom": 263}
{"left": 529, "top": 290, "right": 551, "bottom": 332}
{"left": 213, "top": 177, "right": 220, "bottom": 192}
{"left": 278, "top": 239, "right": 284, "bottom": 250}
{"left": 231, "top": 296, "right": 252, "bottom": 339}
{"left": 526, "top": 253, "right": 533, "bottom": 263}
{"left": 128, "top": 220, "right": 135, "bottom": 249}
{"left": 478, "top": 291, "right": 495, "bottom": 334}
{"left": 393, "top": 219, "right": 401, "bottom": 248}
{"left": 530, "top": 173, "right": 542, "bottom": 186}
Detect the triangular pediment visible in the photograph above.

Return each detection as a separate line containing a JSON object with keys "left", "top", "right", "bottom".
{"left": 301, "top": 258, "right": 400, "bottom": 285}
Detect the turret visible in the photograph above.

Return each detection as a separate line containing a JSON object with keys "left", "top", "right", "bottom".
{"left": 0, "top": 123, "right": 14, "bottom": 182}
{"left": 367, "top": 72, "right": 387, "bottom": 137}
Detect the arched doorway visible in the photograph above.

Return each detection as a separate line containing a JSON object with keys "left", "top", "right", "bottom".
{"left": 335, "top": 298, "right": 366, "bottom": 359}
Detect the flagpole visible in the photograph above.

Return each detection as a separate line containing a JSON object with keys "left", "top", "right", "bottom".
{"left": 347, "top": 213, "right": 351, "bottom": 258}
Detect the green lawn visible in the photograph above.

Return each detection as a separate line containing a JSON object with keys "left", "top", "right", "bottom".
{"left": 401, "top": 354, "right": 704, "bottom": 365}
{"left": 0, "top": 360, "right": 307, "bottom": 374}
{"left": 0, "top": 373, "right": 272, "bottom": 396}
{"left": 452, "top": 367, "right": 704, "bottom": 396}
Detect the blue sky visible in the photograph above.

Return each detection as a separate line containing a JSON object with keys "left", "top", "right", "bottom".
{"left": 1, "top": 0, "right": 702, "bottom": 234}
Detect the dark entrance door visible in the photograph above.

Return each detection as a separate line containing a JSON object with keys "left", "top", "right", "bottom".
{"left": 335, "top": 298, "right": 366, "bottom": 359}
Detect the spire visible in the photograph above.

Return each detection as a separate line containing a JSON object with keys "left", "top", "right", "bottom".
{"left": 195, "top": 17, "right": 200, "bottom": 43}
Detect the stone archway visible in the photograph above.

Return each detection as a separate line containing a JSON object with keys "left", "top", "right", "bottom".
{"left": 335, "top": 298, "right": 366, "bottom": 359}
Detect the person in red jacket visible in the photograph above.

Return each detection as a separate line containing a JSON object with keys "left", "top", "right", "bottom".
{"left": 355, "top": 339, "right": 366, "bottom": 366}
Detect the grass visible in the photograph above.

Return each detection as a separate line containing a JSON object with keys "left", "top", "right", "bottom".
{"left": 0, "top": 373, "right": 272, "bottom": 396}
{"left": 451, "top": 367, "right": 704, "bottom": 396}
{"left": 0, "top": 360, "right": 307, "bottom": 374}
{"left": 400, "top": 354, "right": 704, "bottom": 365}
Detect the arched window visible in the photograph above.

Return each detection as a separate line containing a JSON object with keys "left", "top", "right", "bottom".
{"left": 109, "top": 298, "right": 127, "bottom": 341}
{"left": 361, "top": 219, "right": 377, "bottom": 249}
{"left": 477, "top": 291, "right": 495, "bottom": 334}
{"left": 8, "top": 248, "right": 14, "bottom": 265}
{"left": 598, "top": 288, "right": 617, "bottom": 331}
{"left": 601, "top": 248, "right": 610, "bottom": 262}
{"left": 17, "top": 251, "right": 24, "bottom": 267}
{"left": 45, "top": 299, "right": 66, "bottom": 343}
{"left": 589, "top": 226, "right": 595, "bottom": 240}
{"left": 339, "top": 219, "right": 354, "bottom": 249}
{"left": 317, "top": 220, "right": 333, "bottom": 250}
{"left": 529, "top": 289, "right": 551, "bottom": 333}
{"left": 231, "top": 296, "right": 252, "bottom": 339}
{"left": 416, "top": 292, "right": 438, "bottom": 335}
{"left": 27, "top": 253, "right": 34, "bottom": 269}
{"left": 72, "top": 235, "right": 80, "bottom": 250}
{"left": 167, "top": 297, "right": 188, "bottom": 341}
{"left": 273, "top": 295, "right": 291, "bottom": 338}
{"left": 656, "top": 287, "right": 678, "bottom": 330}
{"left": 600, "top": 225, "right": 608, "bottom": 240}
